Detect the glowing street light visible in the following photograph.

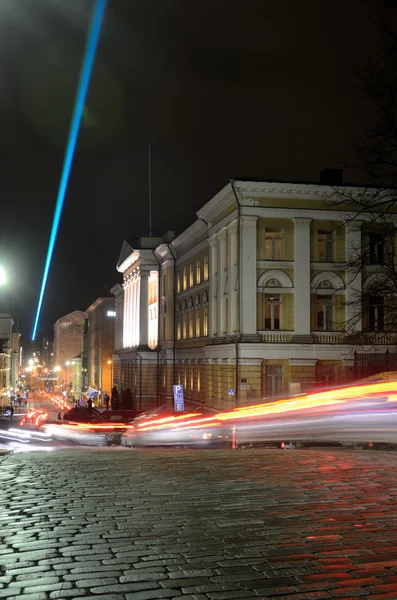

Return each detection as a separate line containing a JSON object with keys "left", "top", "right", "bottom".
{"left": 0, "top": 266, "right": 6, "bottom": 286}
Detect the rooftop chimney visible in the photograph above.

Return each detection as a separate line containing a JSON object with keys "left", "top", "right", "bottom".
{"left": 319, "top": 168, "right": 343, "bottom": 186}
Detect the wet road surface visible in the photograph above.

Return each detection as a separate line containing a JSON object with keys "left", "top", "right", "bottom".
{"left": 1, "top": 447, "right": 397, "bottom": 599}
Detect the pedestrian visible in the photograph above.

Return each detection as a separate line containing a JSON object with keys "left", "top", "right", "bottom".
{"left": 104, "top": 392, "right": 109, "bottom": 410}
{"left": 87, "top": 397, "right": 93, "bottom": 416}
{"left": 57, "top": 412, "right": 62, "bottom": 420}
{"left": 17, "top": 396, "right": 21, "bottom": 407}
{"left": 9, "top": 405, "right": 14, "bottom": 420}
{"left": 24, "top": 400, "right": 27, "bottom": 409}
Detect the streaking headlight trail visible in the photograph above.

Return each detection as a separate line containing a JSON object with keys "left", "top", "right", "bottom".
{"left": 31, "top": 0, "right": 107, "bottom": 340}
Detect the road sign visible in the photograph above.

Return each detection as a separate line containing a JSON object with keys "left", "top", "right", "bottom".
{"left": 227, "top": 388, "right": 235, "bottom": 396}
{"left": 173, "top": 384, "right": 185, "bottom": 412}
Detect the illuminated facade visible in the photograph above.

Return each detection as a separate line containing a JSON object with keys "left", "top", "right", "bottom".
{"left": 114, "top": 177, "right": 397, "bottom": 410}
{"left": 84, "top": 297, "right": 115, "bottom": 399}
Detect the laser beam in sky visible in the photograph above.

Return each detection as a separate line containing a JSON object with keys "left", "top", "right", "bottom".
{"left": 31, "top": 0, "right": 107, "bottom": 341}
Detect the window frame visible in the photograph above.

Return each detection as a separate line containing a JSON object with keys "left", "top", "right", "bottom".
{"left": 264, "top": 294, "right": 281, "bottom": 330}
{"left": 264, "top": 228, "right": 283, "bottom": 261}
{"left": 315, "top": 294, "right": 334, "bottom": 331}
{"left": 318, "top": 230, "right": 334, "bottom": 262}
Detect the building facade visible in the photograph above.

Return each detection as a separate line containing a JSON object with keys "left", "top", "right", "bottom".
{"left": 53, "top": 311, "right": 87, "bottom": 384}
{"left": 0, "top": 314, "right": 15, "bottom": 395}
{"left": 83, "top": 297, "right": 115, "bottom": 399}
{"left": 113, "top": 179, "right": 397, "bottom": 410}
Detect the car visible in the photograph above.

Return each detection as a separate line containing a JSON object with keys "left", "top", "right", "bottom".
{"left": 121, "top": 404, "right": 227, "bottom": 448}
{"left": 62, "top": 407, "right": 101, "bottom": 423}
{"left": 89, "top": 410, "right": 142, "bottom": 445}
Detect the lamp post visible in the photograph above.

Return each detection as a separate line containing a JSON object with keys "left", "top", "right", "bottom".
{"left": 107, "top": 359, "right": 113, "bottom": 406}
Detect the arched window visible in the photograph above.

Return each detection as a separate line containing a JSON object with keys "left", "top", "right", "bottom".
{"left": 188, "top": 296, "right": 194, "bottom": 310}
{"left": 202, "top": 291, "right": 209, "bottom": 304}
{"left": 182, "top": 299, "right": 187, "bottom": 312}
{"left": 195, "top": 294, "right": 201, "bottom": 308}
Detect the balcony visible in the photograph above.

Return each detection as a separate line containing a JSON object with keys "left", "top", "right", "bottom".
{"left": 260, "top": 331, "right": 397, "bottom": 345}
{"left": 260, "top": 331, "right": 293, "bottom": 343}
{"left": 312, "top": 332, "right": 344, "bottom": 344}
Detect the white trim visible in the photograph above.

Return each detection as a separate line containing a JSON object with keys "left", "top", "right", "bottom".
{"left": 257, "top": 269, "right": 293, "bottom": 289}
{"left": 289, "top": 359, "right": 318, "bottom": 367}
{"left": 175, "top": 238, "right": 208, "bottom": 265}
{"left": 176, "top": 281, "right": 209, "bottom": 300}
{"left": 257, "top": 260, "right": 294, "bottom": 269}
{"left": 311, "top": 271, "right": 345, "bottom": 290}
{"left": 362, "top": 271, "right": 389, "bottom": 291}
{"left": 208, "top": 211, "right": 238, "bottom": 237}
{"left": 242, "top": 205, "right": 397, "bottom": 223}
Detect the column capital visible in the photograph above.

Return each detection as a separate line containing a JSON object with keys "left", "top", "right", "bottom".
{"left": 293, "top": 217, "right": 312, "bottom": 228}
{"left": 209, "top": 236, "right": 218, "bottom": 248}
{"left": 218, "top": 228, "right": 228, "bottom": 240}
{"left": 139, "top": 270, "right": 150, "bottom": 279}
{"left": 241, "top": 215, "right": 259, "bottom": 225}
{"left": 344, "top": 220, "right": 363, "bottom": 233}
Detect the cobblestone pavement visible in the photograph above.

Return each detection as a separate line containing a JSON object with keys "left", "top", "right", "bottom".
{"left": 1, "top": 448, "right": 397, "bottom": 600}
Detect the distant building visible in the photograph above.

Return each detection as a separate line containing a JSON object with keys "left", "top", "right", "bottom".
{"left": 83, "top": 297, "right": 115, "bottom": 399}
{"left": 42, "top": 337, "right": 54, "bottom": 369}
{"left": 0, "top": 314, "right": 17, "bottom": 395}
{"left": 54, "top": 311, "right": 87, "bottom": 391}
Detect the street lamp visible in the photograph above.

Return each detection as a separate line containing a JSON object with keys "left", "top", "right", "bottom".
{"left": 107, "top": 359, "right": 113, "bottom": 394}
{"left": 0, "top": 266, "right": 6, "bottom": 286}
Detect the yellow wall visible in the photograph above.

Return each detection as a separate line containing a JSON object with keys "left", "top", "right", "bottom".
{"left": 257, "top": 218, "right": 294, "bottom": 261}
{"left": 311, "top": 220, "right": 345, "bottom": 262}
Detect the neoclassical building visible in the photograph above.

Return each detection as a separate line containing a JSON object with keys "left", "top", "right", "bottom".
{"left": 112, "top": 177, "right": 397, "bottom": 410}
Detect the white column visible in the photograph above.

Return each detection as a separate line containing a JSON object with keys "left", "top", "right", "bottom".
{"left": 133, "top": 276, "right": 139, "bottom": 347}
{"left": 345, "top": 221, "right": 362, "bottom": 332}
{"left": 293, "top": 218, "right": 312, "bottom": 337}
{"left": 139, "top": 270, "right": 149, "bottom": 347}
{"left": 227, "top": 221, "right": 238, "bottom": 335}
{"left": 209, "top": 236, "right": 218, "bottom": 336}
{"left": 218, "top": 229, "right": 227, "bottom": 336}
{"left": 123, "top": 282, "right": 129, "bottom": 348}
{"left": 240, "top": 215, "right": 258, "bottom": 336}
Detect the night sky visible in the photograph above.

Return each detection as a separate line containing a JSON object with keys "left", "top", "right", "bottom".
{"left": 0, "top": 0, "right": 396, "bottom": 343}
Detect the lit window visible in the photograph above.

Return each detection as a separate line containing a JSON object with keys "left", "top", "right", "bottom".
{"left": 369, "top": 296, "right": 384, "bottom": 331}
{"left": 266, "top": 364, "right": 283, "bottom": 396}
{"left": 264, "top": 229, "right": 282, "bottom": 260}
{"left": 189, "top": 264, "right": 194, "bottom": 288}
{"left": 316, "top": 295, "right": 334, "bottom": 331}
{"left": 196, "top": 259, "right": 201, "bottom": 285}
{"left": 177, "top": 272, "right": 181, "bottom": 293}
{"left": 369, "top": 233, "right": 384, "bottom": 265}
{"left": 203, "top": 256, "right": 209, "bottom": 280}
{"left": 183, "top": 266, "right": 188, "bottom": 291}
{"left": 264, "top": 295, "right": 281, "bottom": 330}
{"left": 195, "top": 294, "right": 201, "bottom": 337}
{"left": 318, "top": 231, "right": 334, "bottom": 262}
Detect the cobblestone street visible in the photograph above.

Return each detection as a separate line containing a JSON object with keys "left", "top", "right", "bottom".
{"left": 1, "top": 447, "right": 397, "bottom": 600}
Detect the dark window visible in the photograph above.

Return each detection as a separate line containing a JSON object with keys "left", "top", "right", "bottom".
{"left": 318, "top": 231, "right": 334, "bottom": 262}
{"left": 369, "top": 296, "right": 384, "bottom": 331}
{"left": 316, "top": 295, "right": 333, "bottom": 331}
{"left": 369, "top": 234, "right": 384, "bottom": 265}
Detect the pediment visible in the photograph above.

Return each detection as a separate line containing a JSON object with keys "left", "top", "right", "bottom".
{"left": 116, "top": 239, "right": 135, "bottom": 271}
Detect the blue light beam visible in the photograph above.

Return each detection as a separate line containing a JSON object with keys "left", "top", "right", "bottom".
{"left": 32, "top": 0, "right": 107, "bottom": 341}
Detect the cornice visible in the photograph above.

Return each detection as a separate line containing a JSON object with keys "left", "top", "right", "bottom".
{"left": 234, "top": 180, "right": 390, "bottom": 202}
{"left": 170, "top": 219, "right": 207, "bottom": 258}
{"left": 196, "top": 184, "right": 236, "bottom": 225}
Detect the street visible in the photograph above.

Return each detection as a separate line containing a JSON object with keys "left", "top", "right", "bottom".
{"left": 1, "top": 447, "right": 397, "bottom": 599}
